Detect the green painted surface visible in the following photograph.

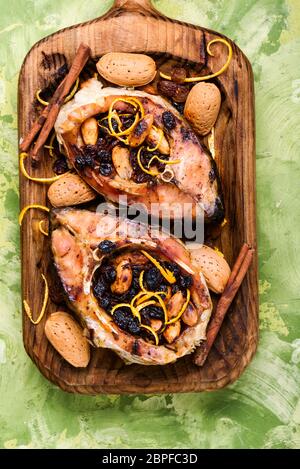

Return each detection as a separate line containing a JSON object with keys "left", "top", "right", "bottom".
{"left": 0, "top": 0, "right": 299, "bottom": 449}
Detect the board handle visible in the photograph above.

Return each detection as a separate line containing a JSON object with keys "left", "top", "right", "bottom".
{"left": 112, "top": 0, "right": 155, "bottom": 12}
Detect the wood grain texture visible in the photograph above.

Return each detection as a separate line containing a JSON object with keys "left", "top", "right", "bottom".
{"left": 18, "top": 0, "right": 258, "bottom": 394}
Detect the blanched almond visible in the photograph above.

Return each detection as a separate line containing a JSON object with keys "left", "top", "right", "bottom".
{"left": 45, "top": 312, "right": 90, "bottom": 368}
{"left": 81, "top": 117, "right": 98, "bottom": 145}
{"left": 167, "top": 291, "right": 185, "bottom": 320}
{"left": 147, "top": 127, "right": 170, "bottom": 155}
{"left": 127, "top": 114, "right": 154, "bottom": 147}
{"left": 112, "top": 146, "right": 133, "bottom": 180}
{"left": 184, "top": 83, "right": 221, "bottom": 135}
{"left": 163, "top": 321, "right": 181, "bottom": 344}
{"left": 191, "top": 245, "right": 231, "bottom": 293}
{"left": 150, "top": 319, "right": 163, "bottom": 332}
{"left": 97, "top": 52, "right": 157, "bottom": 87}
{"left": 111, "top": 259, "right": 133, "bottom": 295}
{"left": 48, "top": 173, "right": 96, "bottom": 207}
{"left": 181, "top": 302, "right": 198, "bottom": 327}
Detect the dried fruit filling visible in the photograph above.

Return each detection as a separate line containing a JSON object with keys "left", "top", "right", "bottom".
{"left": 92, "top": 248, "right": 194, "bottom": 345}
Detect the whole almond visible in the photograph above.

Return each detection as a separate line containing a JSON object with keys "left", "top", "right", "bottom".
{"left": 45, "top": 312, "right": 90, "bottom": 368}
{"left": 48, "top": 173, "right": 96, "bottom": 207}
{"left": 184, "top": 83, "right": 221, "bottom": 135}
{"left": 97, "top": 52, "right": 157, "bottom": 87}
{"left": 191, "top": 245, "right": 231, "bottom": 293}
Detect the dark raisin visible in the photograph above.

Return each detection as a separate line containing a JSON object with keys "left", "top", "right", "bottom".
{"left": 178, "top": 274, "right": 193, "bottom": 289}
{"left": 172, "top": 101, "right": 185, "bottom": 114}
{"left": 75, "top": 152, "right": 94, "bottom": 170}
{"left": 151, "top": 153, "right": 167, "bottom": 172}
{"left": 99, "top": 163, "right": 113, "bottom": 176}
{"left": 108, "top": 139, "right": 120, "bottom": 151}
{"left": 93, "top": 281, "right": 106, "bottom": 298}
{"left": 180, "top": 126, "right": 197, "bottom": 143}
{"left": 112, "top": 119, "right": 119, "bottom": 132}
{"left": 158, "top": 81, "right": 189, "bottom": 103}
{"left": 172, "top": 284, "right": 181, "bottom": 295}
{"left": 132, "top": 265, "right": 143, "bottom": 276}
{"left": 162, "top": 111, "right": 176, "bottom": 131}
{"left": 98, "top": 125, "right": 110, "bottom": 137}
{"left": 121, "top": 115, "right": 135, "bottom": 129}
{"left": 75, "top": 155, "right": 87, "bottom": 170}
{"left": 97, "top": 149, "right": 111, "bottom": 162}
{"left": 135, "top": 172, "right": 152, "bottom": 184}
{"left": 85, "top": 154, "right": 95, "bottom": 167}
{"left": 209, "top": 168, "right": 216, "bottom": 182}
{"left": 99, "top": 294, "right": 111, "bottom": 310}
{"left": 113, "top": 309, "right": 131, "bottom": 330}
{"left": 171, "top": 66, "right": 187, "bottom": 84}
{"left": 113, "top": 309, "right": 141, "bottom": 335}
{"left": 84, "top": 144, "right": 98, "bottom": 160}
{"left": 144, "top": 267, "right": 163, "bottom": 290}
{"left": 131, "top": 276, "right": 140, "bottom": 290}
{"left": 52, "top": 157, "right": 68, "bottom": 175}
{"left": 98, "top": 240, "right": 116, "bottom": 253}
{"left": 103, "top": 265, "right": 116, "bottom": 283}
{"left": 145, "top": 306, "right": 164, "bottom": 320}
{"left": 164, "top": 262, "right": 181, "bottom": 278}
{"left": 127, "top": 317, "right": 141, "bottom": 335}
{"left": 159, "top": 284, "right": 169, "bottom": 293}
{"left": 97, "top": 137, "right": 107, "bottom": 148}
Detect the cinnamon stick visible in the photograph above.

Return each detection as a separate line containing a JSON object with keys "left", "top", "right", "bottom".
{"left": 19, "top": 78, "right": 67, "bottom": 153}
{"left": 194, "top": 243, "right": 254, "bottom": 367}
{"left": 20, "top": 43, "right": 91, "bottom": 161}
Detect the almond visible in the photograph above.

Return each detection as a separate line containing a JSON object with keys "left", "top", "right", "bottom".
{"left": 97, "top": 52, "right": 157, "bottom": 87}
{"left": 112, "top": 146, "right": 133, "bottom": 180}
{"left": 147, "top": 126, "right": 170, "bottom": 155}
{"left": 127, "top": 113, "right": 154, "bottom": 147}
{"left": 181, "top": 302, "right": 198, "bottom": 327}
{"left": 184, "top": 83, "right": 221, "bottom": 135}
{"left": 163, "top": 321, "right": 181, "bottom": 344}
{"left": 191, "top": 245, "right": 231, "bottom": 293}
{"left": 45, "top": 312, "right": 90, "bottom": 368}
{"left": 81, "top": 117, "right": 98, "bottom": 145}
{"left": 48, "top": 173, "right": 96, "bottom": 207}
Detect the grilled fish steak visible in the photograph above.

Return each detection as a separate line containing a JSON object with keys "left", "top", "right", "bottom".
{"left": 50, "top": 208, "right": 213, "bottom": 365}
{"left": 55, "top": 79, "right": 224, "bottom": 222}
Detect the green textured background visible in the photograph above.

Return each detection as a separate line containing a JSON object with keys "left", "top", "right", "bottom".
{"left": 0, "top": 0, "right": 300, "bottom": 449}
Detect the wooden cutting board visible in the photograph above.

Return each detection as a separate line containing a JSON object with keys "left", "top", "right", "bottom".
{"left": 18, "top": 0, "right": 258, "bottom": 394}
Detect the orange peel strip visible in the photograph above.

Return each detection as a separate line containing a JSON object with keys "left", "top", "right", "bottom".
{"left": 147, "top": 126, "right": 164, "bottom": 152}
{"left": 160, "top": 38, "right": 232, "bottom": 83}
{"left": 19, "top": 204, "right": 50, "bottom": 226}
{"left": 141, "top": 250, "right": 176, "bottom": 284}
{"left": 137, "top": 147, "right": 159, "bottom": 177}
{"left": 20, "top": 152, "right": 69, "bottom": 183}
{"left": 147, "top": 155, "right": 180, "bottom": 168}
{"left": 140, "top": 324, "right": 159, "bottom": 345}
{"left": 111, "top": 303, "right": 141, "bottom": 323}
{"left": 23, "top": 273, "right": 49, "bottom": 325}
{"left": 36, "top": 89, "right": 49, "bottom": 106}
{"left": 38, "top": 219, "right": 49, "bottom": 236}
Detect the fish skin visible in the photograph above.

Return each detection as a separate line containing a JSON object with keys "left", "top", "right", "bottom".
{"left": 55, "top": 79, "right": 224, "bottom": 222}
{"left": 50, "top": 208, "right": 212, "bottom": 365}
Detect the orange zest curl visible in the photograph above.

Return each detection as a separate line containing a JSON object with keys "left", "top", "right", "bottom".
{"left": 160, "top": 38, "right": 233, "bottom": 83}
{"left": 23, "top": 273, "right": 49, "bottom": 325}
{"left": 20, "top": 152, "right": 69, "bottom": 184}
{"left": 19, "top": 204, "right": 50, "bottom": 226}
